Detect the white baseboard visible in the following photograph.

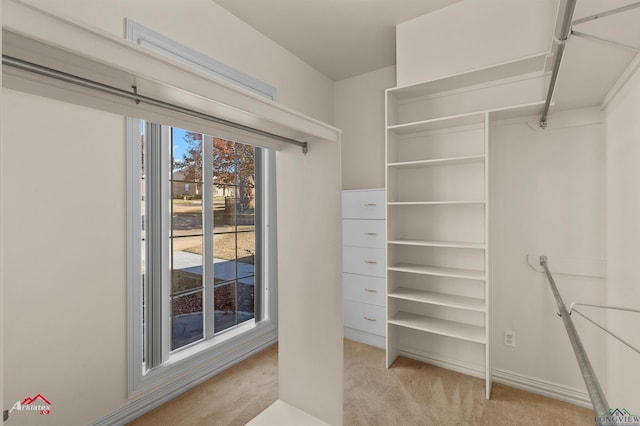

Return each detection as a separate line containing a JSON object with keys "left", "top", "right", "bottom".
{"left": 492, "top": 368, "right": 592, "bottom": 409}
{"left": 344, "top": 327, "right": 385, "bottom": 349}
{"left": 396, "top": 347, "right": 591, "bottom": 409}
{"left": 90, "top": 335, "right": 278, "bottom": 426}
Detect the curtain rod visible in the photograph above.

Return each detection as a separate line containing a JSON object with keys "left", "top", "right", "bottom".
{"left": 540, "top": 0, "right": 578, "bottom": 129}
{"left": 2, "top": 55, "right": 309, "bottom": 154}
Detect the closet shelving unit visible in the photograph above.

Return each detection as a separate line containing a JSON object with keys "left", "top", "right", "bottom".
{"left": 385, "top": 58, "right": 548, "bottom": 400}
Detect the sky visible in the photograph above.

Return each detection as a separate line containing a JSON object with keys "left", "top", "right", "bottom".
{"left": 140, "top": 121, "right": 192, "bottom": 160}
{"left": 172, "top": 127, "right": 190, "bottom": 160}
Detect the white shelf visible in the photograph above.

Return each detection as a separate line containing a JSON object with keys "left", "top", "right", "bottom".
{"left": 387, "top": 155, "right": 485, "bottom": 169}
{"left": 387, "top": 263, "right": 485, "bottom": 281}
{"left": 388, "top": 311, "right": 486, "bottom": 344}
{"left": 387, "top": 54, "right": 546, "bottom": 100}
{"left": 387, "top": 239, "right": 486, "bottom": 249}
{"left": 387, "top": 112, "right": 485, "bottom": 135}
{"left": 387, "top": 201, "right": 485, "bottom": 206}
{"left": 388, "top": 287, "right": 485, "bottom": 312}
{"left": 384, "top": 58, "right": 497, "bottom": 398}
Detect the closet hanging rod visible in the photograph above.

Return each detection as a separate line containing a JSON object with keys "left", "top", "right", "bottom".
{"left": 572, "top": 1, "right": 640, "bottom": 26}
{"left": 540, "top": 0, "right": 578, "bottom": 129}
{"left": 539, "top": 256, "right": 609, "bottom": 415}
{"left": 2, "top": 55, "right": 309, "bottom": 154}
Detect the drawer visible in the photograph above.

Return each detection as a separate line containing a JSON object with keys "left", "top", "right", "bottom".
{"left": 343, "top": 246, "right": 385, "bottom": 277}
{"left": 342, "top": 219, "right": 385, "bottom": 248}
{"left": 343, "top": 273, "right": 385, "bottom": 306}
{"left": 343, "top": 299, "right": 385, "bottom": 336}
{"left": 342, "top": 190, "right": 384, "bottom": 219}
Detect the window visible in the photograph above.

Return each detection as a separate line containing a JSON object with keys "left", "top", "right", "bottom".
{"left": 167, "top": 129, "right": 260, "bottom": 349}
{"left": 126, "top": 21, "right": 278, "bottom": 396}
{"left": 128, "top": 120, "right": 277, "bottom": 394}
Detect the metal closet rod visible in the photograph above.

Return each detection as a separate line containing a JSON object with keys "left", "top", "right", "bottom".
{"left": 539, "top": 256, "right": 609, "bottom": 416}
{"left": 1, "top": 55, "right": 309, "bottom": 154}
{"left": 540, "top": 0, "right": 578, "bottom": 129}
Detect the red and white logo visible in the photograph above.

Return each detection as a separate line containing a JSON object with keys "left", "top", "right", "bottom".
{"left": 9, "top": 393, "right": 51, "bottom": 416}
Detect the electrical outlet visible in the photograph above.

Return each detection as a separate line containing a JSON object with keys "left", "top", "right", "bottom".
{"left": 504, "top": 330, "right": 516, "bottom": 347}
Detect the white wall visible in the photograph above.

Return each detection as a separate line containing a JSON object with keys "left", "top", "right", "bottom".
{"left": 490, "top": 110, "right": 605, "bottom": 404}
{"left": 334, "top": 66, "right": 395, "bottom": 190}
{"left": 2, "top": 89, "right": 128, "bottom": 425}
{"left": 395, "top": 0, "right": 558, "bottom": 86}
{"left": 1, "top": 1, "right": 341, "bottom": 424}
{"left": 604, "top": 62, "right": 640, "bottom": 413}
{"left": 18, "top": 0, "right": 334, "bottom": 126}
{"left": 276, "top": 141, "right": 343, "bottom": 424}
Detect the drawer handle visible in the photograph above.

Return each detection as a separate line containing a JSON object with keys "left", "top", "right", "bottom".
{"left": 365, "top": 232, "right": 378, "bottom": 236}
{"left": 364, "top": 260, "right": 377, "bottom": 264}
{"left": 364, "top": 316, "right": 377, "bottom": 322}
{"left": 364, "top": 288, "right": 377, "bottom": 293}
{"left": 364, "top": 203, "right": 377, "bottom": 207}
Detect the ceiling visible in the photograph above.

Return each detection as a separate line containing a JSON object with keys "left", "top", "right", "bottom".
{"left": 212, "top": 0, "right": 462, "bottom": 81}
{"left": 212, "top": 0, "right": 640, "bottom": 110}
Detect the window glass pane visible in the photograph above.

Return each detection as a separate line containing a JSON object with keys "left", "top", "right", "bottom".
{"left": 211, "top": 138, "right": 256, "bottom": 334}
{"left": 214, "top": 282, "right": 237, "bottom": 333}
{"left": 237, "top": 229, "right": 255, "bottom": 279}
{"left": 173, "top": 129, "right": 203, "bottom": 183}
{"left": 171, "top": 289, "right": 203, "bottom": 350}
{"left": 171, "top": 127, "right": 204, "bottom": 351}
{"left": 171, "top": 198, "right": 203, "bottom": 238}
{"left": 213, "top": 138, "right": 236, "bottom": 185}
{"left": 212, "top": 279, "right": 255, "bottom": 334}
{"left": 213, "top": 233, "right": 237, "bottom": 282}
{"left": 171, "top": 242, "right": 203, "bottom": 352}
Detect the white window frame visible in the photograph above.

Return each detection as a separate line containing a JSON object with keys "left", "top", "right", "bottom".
{"left": 126, "top": 21, "right": 278, "bottom": 397}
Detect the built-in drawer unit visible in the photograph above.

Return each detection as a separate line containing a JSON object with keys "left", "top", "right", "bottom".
{"left": 343, "top": 246, "right": 385, "bottom": 277}
{"left": 343, "top": 273, "right": 385, "bottom": 306}
{"left": 342, "top": 190, "right": 385, "bottom": 220}
{"left": 342, "top": 188, "right": 386, "bottom": 349}
{"left": 343, "top": 299, "right": 385, "bottom": 336}
{"left": 341, "top": 219, "right": 385, "bottom": 248}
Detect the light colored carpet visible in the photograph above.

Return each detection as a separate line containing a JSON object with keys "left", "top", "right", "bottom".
{"left": 129, "top": 339, "right": 593, "bottom": 425}
{"left": 343, "top": 340, "right": 592, "bottom": 425}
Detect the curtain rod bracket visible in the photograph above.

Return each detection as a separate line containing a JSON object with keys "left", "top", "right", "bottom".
{"left": 301, "top": 142, "right": 309, "bottom": 155}
{"left": 131, "top": 85, "right": 140, "bottom": 104}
